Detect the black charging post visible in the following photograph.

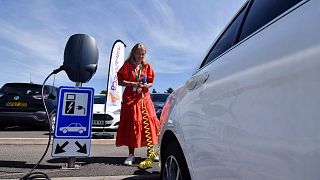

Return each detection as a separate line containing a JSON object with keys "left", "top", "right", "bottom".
{"left": 59, "top": 34, "right": 98, "bottom": 169}
{"left": 19, "top": 34, "right": 99, "bottom": 180}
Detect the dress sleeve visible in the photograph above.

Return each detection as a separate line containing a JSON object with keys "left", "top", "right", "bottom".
{"left": 117, "top": 61, "right": 129, "bottom": 81}
{"left": 147, "top": 64, "right": 155, "bottom": 83}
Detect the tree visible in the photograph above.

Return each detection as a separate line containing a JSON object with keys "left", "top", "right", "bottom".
{"left": 165, "top": 87, "right": 174, "bottom": 93}
{"left": 100, "top": 90, "right": 107, "bottom": 94}
{"left": 152, "top": 89, "right": 157, "bottom": 93}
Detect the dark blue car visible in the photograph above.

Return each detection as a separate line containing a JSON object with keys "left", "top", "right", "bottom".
{"left": 150, "top": 93, "right": 169, "bottom": 119}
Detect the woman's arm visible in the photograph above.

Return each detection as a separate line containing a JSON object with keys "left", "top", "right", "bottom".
{"left": 118, "top": 79, "right": 139, "bottom": 87}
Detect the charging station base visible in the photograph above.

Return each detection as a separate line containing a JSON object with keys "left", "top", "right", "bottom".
{"left": 61, "top": 157, "right": 81, "bottom": 170}
{"left": 61, "top": 163, "right": 81, "bottom": 170}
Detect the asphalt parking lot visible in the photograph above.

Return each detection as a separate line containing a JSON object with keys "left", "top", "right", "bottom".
{"left": 0, "top": 128, "right": 160, "bottom": 179}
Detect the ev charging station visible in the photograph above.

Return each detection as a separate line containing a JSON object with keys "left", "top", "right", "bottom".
{"left": 52, "top": 86, "right": 94, "bottom": 157}
{"left": 51, "top": 34, "right": 99, "bottom": 169}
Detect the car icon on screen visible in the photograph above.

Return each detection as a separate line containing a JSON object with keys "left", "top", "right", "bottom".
{"left": 59, "top": 123, "right": 87, "bottom": 134}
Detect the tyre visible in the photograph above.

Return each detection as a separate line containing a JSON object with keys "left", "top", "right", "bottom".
{"left": 161, "top": 142, "right": 191, "bottom": 180}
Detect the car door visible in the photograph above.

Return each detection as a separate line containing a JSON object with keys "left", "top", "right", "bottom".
{"left": 176, "top": 2, "right": 251, "bottom": 178}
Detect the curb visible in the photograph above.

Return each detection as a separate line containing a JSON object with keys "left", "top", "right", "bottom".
{"left": 51, "top": 175, "right": 154, "bottom": 180}
{"left": 51, "top": 174, "right": 160, "bottom": 180}
{"left": 0, "top": 138, "right": 116, "bottom": 145}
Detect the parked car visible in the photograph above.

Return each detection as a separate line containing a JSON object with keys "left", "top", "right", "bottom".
{"left": 91, "top": 94, "right": 120, "bottom": 132}
{"left": 0, "top": 82, "right": 58, "bottom": 130}
{"left": 159, "top": 0, "right": 320, "bottom": 179}
{"left": 150, "top": 93, "right": 169, "bottom": 119}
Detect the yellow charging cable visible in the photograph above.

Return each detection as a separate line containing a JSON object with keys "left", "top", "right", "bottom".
{"left": 138, "top": 100, "right": 159, "bottom": 169}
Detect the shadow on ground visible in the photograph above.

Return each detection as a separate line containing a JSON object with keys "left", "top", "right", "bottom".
{"left": 0, "top": 160, "right": 60, "bottom": 169}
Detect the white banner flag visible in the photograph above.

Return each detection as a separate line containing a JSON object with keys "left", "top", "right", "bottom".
{"left": 106, "top": 40, "right": 126, "bottom": 107}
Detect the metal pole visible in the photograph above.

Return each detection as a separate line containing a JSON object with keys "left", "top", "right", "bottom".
{"left": 67, "top": 157, "right": 76, "bottom": 168}
{"left": 65, "top": 82, "right": 82, "bottom": 169}
{"left": 75, "top": 82, "right": 82, "bottom": 88}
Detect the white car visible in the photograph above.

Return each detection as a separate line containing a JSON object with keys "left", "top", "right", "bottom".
{"left": 92, "top": 94, "right": 120, "bottom": 132}
{"left": 159, "top": 0, "right": 320, "bottom": 180}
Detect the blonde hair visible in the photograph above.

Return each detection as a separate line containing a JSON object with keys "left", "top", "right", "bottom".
{"left": 126, "top": 43, "right": 147, "bottom": 65}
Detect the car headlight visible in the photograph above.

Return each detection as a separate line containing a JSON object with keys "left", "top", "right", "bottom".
{"left": 113, "top": 109, "right": 121, "bottom": 115}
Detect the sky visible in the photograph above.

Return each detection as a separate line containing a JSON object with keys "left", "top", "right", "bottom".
{"left": 0, "top": 0, "right": 246, "bottom": 94}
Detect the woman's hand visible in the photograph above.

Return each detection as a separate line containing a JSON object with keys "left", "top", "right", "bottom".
{"left": 138, "top": 83, "right": 149, "bottom": 88}
{"left": 131, "top": 81, "right": 139, "bottom": 87}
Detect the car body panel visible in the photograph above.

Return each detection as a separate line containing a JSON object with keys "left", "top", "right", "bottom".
{"left": 160, "top": 1, "right": 320, "bottom": 179}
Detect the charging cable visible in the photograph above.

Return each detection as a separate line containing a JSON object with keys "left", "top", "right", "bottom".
{"left": 20, "top": 66, "right": 63, "bottom": 180}
{"left": 138, "top": 100, "right": 159, "bottom": 169}
{"left": 138, "top": 76, "right": 159, "bottom": 169}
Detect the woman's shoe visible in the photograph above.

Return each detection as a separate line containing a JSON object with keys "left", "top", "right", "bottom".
{"left": 147, "top": 150, "right": 159, "bottom": 162}
{"left": 124, "top": 154, "right": 135, "bottom": 166}
{"left": 154, "top": 155, "right": 159, "bottom": 162}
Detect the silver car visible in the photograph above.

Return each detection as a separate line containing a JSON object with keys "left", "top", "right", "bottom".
{"left": 159, "top": 0, "right": 320, "bottom": 179}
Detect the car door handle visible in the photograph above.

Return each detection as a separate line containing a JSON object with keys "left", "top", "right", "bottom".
{"left": 186, "top": 72, "right": 209, "bottom": 90}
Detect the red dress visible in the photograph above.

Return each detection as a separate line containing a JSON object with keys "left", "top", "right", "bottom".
{"left": 116, "top": 60, "right": 159, "bottom": 148}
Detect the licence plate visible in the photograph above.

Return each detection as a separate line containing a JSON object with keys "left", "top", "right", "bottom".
{"left": 6, "top": 102, "right": 27, "bottom": 107}
{"left": 93, "top": 120, "right": 105, "bottom": 125}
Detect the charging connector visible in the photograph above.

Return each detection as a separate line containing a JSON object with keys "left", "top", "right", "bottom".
{"left": 52, "top": 65, "right": 64, "bottom": 74}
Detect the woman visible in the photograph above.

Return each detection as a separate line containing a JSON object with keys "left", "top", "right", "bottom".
{"left": 116, "top": 43, "right": 159, "bottom": 165}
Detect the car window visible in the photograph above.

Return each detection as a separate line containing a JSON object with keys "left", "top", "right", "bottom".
{"left": 151, "top": 94, "right": 169, "bottom": 102}
{"left": 52, "top": 87, "right": 58, "bottom": 96}
{"left": 201, "top": 3, "right": 248, "bottom": 68}
{"left": 239, "top": 0, "right": 302, "bottom": 41}
{"left": 94, "top": 95, "right": 106, "bottom": 104}
{"left": 46, "top": 86, "right": 57, "bottom": 95}
{"left": 0, "top": 84, "right": 48, "bottom": 94}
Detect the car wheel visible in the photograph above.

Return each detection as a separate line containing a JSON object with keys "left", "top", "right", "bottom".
{"left": 62, "top": 129, "right": 67, "bottom": 133}
{"left": 161, "top": 142, "right": 191, "bottom": 180}
{"left": 49, "top": 111, "right": 56, "bottom": 132}
{"left": 79, "top": 129, "right": 83, "bottom": 134}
